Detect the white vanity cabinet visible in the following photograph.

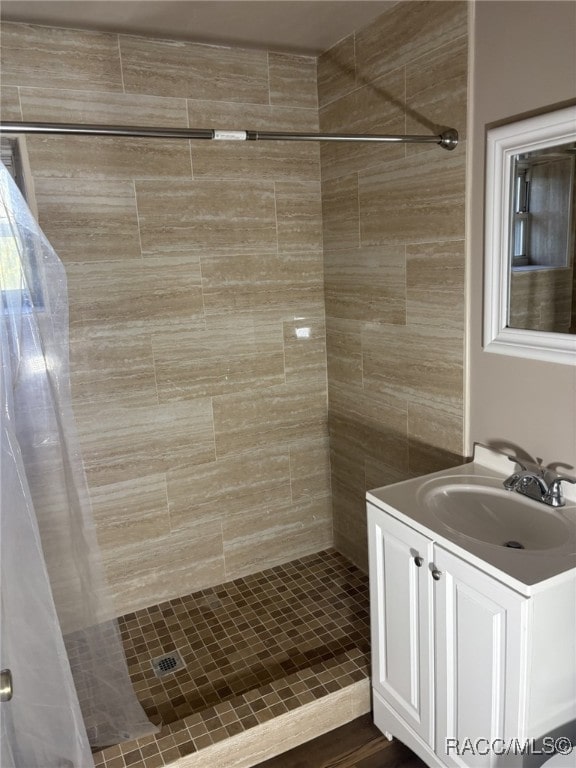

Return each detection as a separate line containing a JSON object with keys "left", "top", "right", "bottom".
{"left": 367, "top": 499, "right": 576, "bottom": 768}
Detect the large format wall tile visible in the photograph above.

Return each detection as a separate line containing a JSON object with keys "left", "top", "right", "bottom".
{"left": 152, "top": 316, "right": 286, "bottom": 401}
{"left": 324, "top": 245, "right": 406, "bottom": 323}
{"left": 222, "top": 496, "right": 333, "bottom": 578}
{"left": 355, "top": 0, "right": 468, "bottom": 84}
{"left": 77, "top": 398, "right": 216, "bottom": 487}
{"left": 268, "top": 52, "right": 318, "bottom": 109}
{"left": 6, "top": 21, "right": 330, "bottom": 614}
{"left": 33, "top": 178, "right": 141, "bottom": 262}
{"left": 26, "top": 135, "right": 193, "bottom": 180}
{"left": 119, "top": 34, "right": 269, "bottom": 102}
{"left": 359, "top": 150, "right": 466, "bottom": 245}
{"left": 135, "top": 179, "right": 277, "bottom": 255}
{"left": 317, "top": 34, "right": 357, "bottom": 108}
{"left": 321, "top": 173, "right": 360, "bottom": 251}
{"left": 167, "top": 447, "right": 292, "bottom": 532}
{"left": 320, "top": 2, "right": 468, "bottom": 573}
{"left": 1, "top": 22, "right": 123, "bottom": 92}
{"left": 274, "top": 181, "right": 323, "bottom": 253}
{"left": 69, "top": 327, "right": 158, "bottom": 407}
{"left": 319, "top": 66, "right": 405, "bottom": 180}
{"left": 67, "top": 256, "right": 204, "bottom": 331}
{"left": 19, "top": 87, "right": 188, "bottom": 127}
{"left": 0, "top": 86, "right": 22, "bottom": 120}
{"left": 405, "top": 34, "right": 468, "bottom": 150}
{"left": 213, "top": 382, "right": 327, "bottom": 457}
{"left": 362, "top": 323, "right": 464, "bottom": 411}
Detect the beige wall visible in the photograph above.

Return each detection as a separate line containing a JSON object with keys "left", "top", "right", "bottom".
{"left": 318, "top": 0, "right": 469, "bottom": 570}
{"left": 468, "top": 1, "right": 576, "bottom": 468}
{"left": 1, "top": 22, "right": 331, "bottom": 615}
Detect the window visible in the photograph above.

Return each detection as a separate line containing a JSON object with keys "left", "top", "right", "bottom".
{"left": 1, "top": 137, "right": 44, "bottom": 311}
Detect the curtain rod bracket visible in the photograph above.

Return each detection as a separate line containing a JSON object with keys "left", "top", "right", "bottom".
{"left": 439, "top": 129, "right": 459, "bottom": 151}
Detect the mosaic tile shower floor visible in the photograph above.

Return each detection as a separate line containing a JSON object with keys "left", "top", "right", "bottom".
{"left": 94, "top": 549, "right": 370, "bottom": 768}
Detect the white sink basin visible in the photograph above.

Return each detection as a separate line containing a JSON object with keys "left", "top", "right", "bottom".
{"left": 423, "top": 482, "right": 572, "bottom": 551}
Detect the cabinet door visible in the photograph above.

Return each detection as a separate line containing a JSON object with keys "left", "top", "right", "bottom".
{"left": 433, "top": 545, "right": 528, "bottom": 768}
{"left": 368, "top": 504, "right": 434, "bottom": 744}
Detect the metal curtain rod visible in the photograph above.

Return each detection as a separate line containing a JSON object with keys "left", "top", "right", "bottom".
{"left": 0, "top": 121, "right": 459, "bottom": 150}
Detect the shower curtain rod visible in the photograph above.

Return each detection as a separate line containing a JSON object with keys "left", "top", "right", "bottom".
{"left": 0, "top": 121, "right": 459, "bottom": 150}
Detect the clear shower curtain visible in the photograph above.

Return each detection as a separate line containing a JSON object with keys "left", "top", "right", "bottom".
{"left": 0, "top": 162, "right": 158, "bottom": 766}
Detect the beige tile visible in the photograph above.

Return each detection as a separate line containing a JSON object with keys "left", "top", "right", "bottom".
{"left": 282, "top": 316, "right": 327, "bottom": 386}
{"left": 329, "top": 431, "right": 368, "bottom": 499}
{"left": 321, "top": 173, "right": 360, "bottom": 251}
{"left": 69, "top": 326, "right": 157, "bottom": 407}
{"left": 1, "top": 22, "right": 123, "bottom": 92}
{"left": 135, "top": 179, "right": 277, "bottom": 256}
{"left": 333, "top": 527, "right": 368, "bottom": 575}
{"left": 274, "top": 181, "right": 323, "bottom": 253}
{"left": 406, "top": 240, "right": 465, "bottom": 293}
{"left": 152, "top": 316, "right": 285, "bottom": 401}
{"left": 268, "top": 52, "right": 318, "bottom": 109}
{"left": 326, "top": 318, "right": 363, "bottom": 389}
{"left": 103, "top": 528, "right": 225, "bottom": 616}
{"left": 26, "top": 135, "right": 192, "bottom": 180}
{"left": 34, "top": 178, "right": 141, "bottom": 262}
{"left": 19, "top": 87, "right": 188, "bottom": 127}
{"left": 324, "top": 245, "right": 406, "bottom": 323}
{"left": 355, "top": 0, "right": 468, "bottom": 83}
{"left": 407, "top": 287, "right": 465, "bottom": 331}
{"left": 319, "top": 67, "right": 405, "bottom": 181}
{"left": 187, "top": 98, "right": 318, "bottom": 133}
{"left": 223, "top": 497, "right": 333, "bottom": 580}
{"left": 67, "top": 256, "right": 204, "bottom": 332}
{"left": 77, "top": 399, "right": 215, "bottom": 486}
{"left": 90, "top": 474, "right": 170, "bottom": 550}
{"left": 317, "top": 34, "right": 356, "bottom": 108}
{"left": 328, "top": 383, "right": 408, "bottom": 472}
{"left": 212, "top": 382, "right": 327, "bottom": 457}
{"left": 365, "top": 456, "right": 411, "bottom": 492}
{"left": 191, "top": 140, "right": 319, "bottom": 182}
{"left": 359, "top": 149, "right": 466, "bottom": 245}
{"left": 406, "top": 240, "right": 466, "bottom": 330}
{"left": 406, "top": 35, "right": 468, "bottom": 154}
{"left": 120, "top": 35, "right": 269, "bottom": 102}
{"left": 408, "top": 400, "right": 465, "bottom": 476}
{"left": 201, "top": 251, "right": 324, "bottom": 316}
{"left": 362, "top": 322, "right": 464, "bottom": 411}
{"left": 0, "top": 86, "right": 22, "bottom": 120}
{"left": 289, "top": 437, "right": 332, "bottom": 502}
{"left": 167, "top": 448, "right": 291, "bottom": 531}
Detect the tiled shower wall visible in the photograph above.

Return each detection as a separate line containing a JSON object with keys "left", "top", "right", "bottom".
{"left": 318, "top": 0, "right": 468, "bottom": 569}
{"left": 1, "top": 22, "right": 332, "bottom": 616}
{"left": 0, "top": 0, "right": 469, "bottom": 607}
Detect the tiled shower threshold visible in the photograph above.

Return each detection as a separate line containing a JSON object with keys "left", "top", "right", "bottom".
{"left": 94, "top": 549, "right": 371, "bottom": 768}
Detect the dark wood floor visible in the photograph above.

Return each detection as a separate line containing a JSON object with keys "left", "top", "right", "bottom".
{"left": 254, "top": 714, "right": 428, "bottom": 768}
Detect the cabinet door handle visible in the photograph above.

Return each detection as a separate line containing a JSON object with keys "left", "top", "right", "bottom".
{"left": 431, "top": 568, "right": 442, "bottom": 581}
{"left": 414, "top": 556, "right": 424, "bottom": 567}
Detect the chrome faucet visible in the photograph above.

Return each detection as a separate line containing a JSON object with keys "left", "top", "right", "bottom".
{"left": 503, "top": 457, "right": 576, "bottom": 508}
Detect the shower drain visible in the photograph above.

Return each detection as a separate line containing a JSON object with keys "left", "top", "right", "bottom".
{"left": 151, "top": 650, "right": 186, "bottom": 678}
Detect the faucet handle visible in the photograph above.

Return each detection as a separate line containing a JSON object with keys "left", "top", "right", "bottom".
{"left": 544, "top": 474, "right": 576, "bottom": 507}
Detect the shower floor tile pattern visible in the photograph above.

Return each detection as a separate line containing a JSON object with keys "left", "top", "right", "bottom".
{"left": 94, "top": 549, "right": 370, "bottom": 768}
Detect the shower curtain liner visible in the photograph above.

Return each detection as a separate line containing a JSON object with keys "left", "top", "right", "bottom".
{"left": 0, "top": 162, "right": 158, "bottom": 767}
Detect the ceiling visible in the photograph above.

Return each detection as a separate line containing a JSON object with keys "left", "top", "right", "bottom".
{"left": 0, "top": 1, "right": 396, "bottom": 55}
